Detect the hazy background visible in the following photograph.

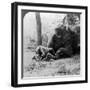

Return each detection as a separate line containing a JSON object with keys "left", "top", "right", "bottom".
{"left": 23, "top": 12, "right": 66, "bottom": 49}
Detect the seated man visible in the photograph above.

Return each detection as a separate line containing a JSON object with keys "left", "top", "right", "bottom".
{"left": 48, "top": 25, "right": 73, "bottom": 59}
{"left": 33, "top": 25, "right": 79, "bottom": 61}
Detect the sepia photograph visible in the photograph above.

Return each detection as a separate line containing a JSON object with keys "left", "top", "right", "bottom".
{"left": 11, "top": 2, "right": 88, "bottom": 87}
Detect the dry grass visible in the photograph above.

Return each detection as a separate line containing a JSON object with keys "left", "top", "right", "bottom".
{"left": 24, "top": 53, "right": 80, "bottom": 77}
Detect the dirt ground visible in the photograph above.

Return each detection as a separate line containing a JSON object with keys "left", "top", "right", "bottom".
{"left": 23, "top": 50, "right": 80, "bottom": 77}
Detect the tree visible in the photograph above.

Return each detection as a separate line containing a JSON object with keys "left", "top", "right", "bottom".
{"left": 35, "top": 12, "right": 42, "bottom": 45}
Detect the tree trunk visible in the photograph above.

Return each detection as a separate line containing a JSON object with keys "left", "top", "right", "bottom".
{"left": 35, "top": 12, "right": 42, "bottom": 45}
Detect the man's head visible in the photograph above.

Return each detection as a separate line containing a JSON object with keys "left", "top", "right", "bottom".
{"left": 55, "top": 25, "right": 65, "bottom": 36}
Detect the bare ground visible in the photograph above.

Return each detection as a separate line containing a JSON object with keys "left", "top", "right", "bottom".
{"left": 23, "top": 51, "right": 80, "bottom": 77}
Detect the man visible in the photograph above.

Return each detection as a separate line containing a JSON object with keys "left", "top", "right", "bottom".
{"left": 33, "top": 25, "right": 79, "bottom": 61}
{"left": 48, "top": 25, "right": 73, "bottom": 59}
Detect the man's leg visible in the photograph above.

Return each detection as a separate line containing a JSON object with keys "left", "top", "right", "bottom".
{"left": 55, "top": 48, "right": 72, "bottom": 59}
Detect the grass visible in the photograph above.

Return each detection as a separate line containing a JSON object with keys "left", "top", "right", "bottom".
{"left": 24, "top": 52, "right": 80, "bottom": 77}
